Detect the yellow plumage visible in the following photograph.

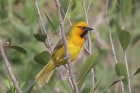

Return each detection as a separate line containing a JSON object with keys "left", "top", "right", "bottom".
{"left": 35, "top": 22, "right": 93, "bottom": 84}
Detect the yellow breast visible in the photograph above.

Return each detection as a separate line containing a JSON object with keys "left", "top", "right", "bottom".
{"left": 67, "top": 35, "right": 84, "bottom": 61}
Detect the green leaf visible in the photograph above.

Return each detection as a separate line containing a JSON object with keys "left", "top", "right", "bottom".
{"left": 120, "top": 0, "right": 132, "bottom": 21}
{"left": 131, "top": 68, "right": 140, "bottom": 78}
{"left": 10, "top": 86, "right": 16, "bottom": 93}
{"left": 34, "top": 51, "right": 50, "bottom": 65}
{"left": 118, "top": 30, "right": 131, "bottom": 51}
{"left": 27, "top": 82, "right": 35, "bottom": 93}
{"left": 101, "top": 76, "right": 124, "bottom": 93}
{"left": 45, "top": 13, "right": 57, "bottom": 33}
{"left": 7, "top": 75, "right": 11, "bottom": 84}
{"left": 115, "top": 63, "right": 128, "bottom": 85}
{"left": 81, "top": 88, "right": 91, "bottom": 93}
{"left": 34, "top": 33, "right": 47, "bottom": 43}
{"left": 55, "top": 80, "right": 72, "bottom": 93}
{"left": 20, "top": 82, "right": 26, "bottom": 90}
{"left": 60, "top": 0, "right": 69, "bottom": 13}
{"left": 70, "top": 0, "right": 76, "bottom": 12}
{"left": 5, "top": 45, "right": 27, "bottom": 55}
{"left": 5, "top": 80, "right": 10, "bottom": 89}
{"left": 90, "top": 78, "right": 102, "bottom": 93}
{"left": 77, "top": 53, "right": 98, "bottom": 89}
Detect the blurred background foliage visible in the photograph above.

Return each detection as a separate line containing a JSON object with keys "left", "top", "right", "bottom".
{"left": 0, "top": 0, "right": 140, "bottom": 93}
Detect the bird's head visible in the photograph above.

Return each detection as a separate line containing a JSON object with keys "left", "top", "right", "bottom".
{"left": 69, "top": 22, "right": 94, "bottom": 38}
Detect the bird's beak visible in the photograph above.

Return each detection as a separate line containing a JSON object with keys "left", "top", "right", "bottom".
{"left": 84, "top": 27, "right": 94, "bottom": 31}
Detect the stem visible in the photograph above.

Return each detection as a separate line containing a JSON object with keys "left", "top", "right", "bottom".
{"left": 60, "top": 8, "right": 72, "bottom": 26}
{"left": 0, "top": 39, "right": 22, "bottom": 93}
{"left": 83, "top": 44, "right": 90, "bottom": 54}
{"left": 33, "top": 0, "right": 52, "bottom": 53}
{"left": 82, "top": 0, "right": 95, "bottom": 92}
{"left": 33, "top": 0, "right": 63, "bottom": 80}
{"left": 54, "top": 0, "right": 79, "bottom": 93}
{"left": 122, "top": 19, "right": 131, "bottom": 93}
{"left": 87, "top": 0, "right": 92, "bottom": 13}
{"left": 124, "top": 51, "right": 132, "bottom": 93}
{"left": 56, "top": 67, "right": 64, "bottom": 80}
{"left": 0, "top": 86, "right": 7, "bottom": 92}
{"left": 105, "top": 3, "right": 118, "bottom": 63}
{"left": 105, "top": 0, "right": 125, "bottom": 92}
{"left": 63, "top": 0, "right": 71, "bottom": 23}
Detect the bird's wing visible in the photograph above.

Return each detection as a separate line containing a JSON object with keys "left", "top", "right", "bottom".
{"left": 50, "top": 38, "right": 65, "bottom": 58}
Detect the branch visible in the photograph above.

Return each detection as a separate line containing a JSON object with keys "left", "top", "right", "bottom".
{"left": 124, "top": 51, "right": 131, "bottom": 93}
{"left": 54, "top": 0, "right": 79, "bottom": 93}
{"left": 105, "top": 0, "right": 125, "bottom": 92}
{"left": 33, "top": 0, "right": 63, "bottom": 80}
{"left": 122, "top": 17, "right": 131, "bottom": 93}
{"left": 33, "top": 0, "right": 52, "bottom": 53}
{"left": 0, "top": 86, "right": 7, "bottom": 92}
{"left": 105, "top": 0, "right": 118, "bottom": 64}
{"left": 60, "top": 8, "right": 72, "bottom": 26}
{"left": 0, "top": 39, "right": 22, "bottom": 93}
{"left": 87, "top": 0, "right": 92, "bottom": 13}
{"left": 82, "top": 0, "right": 95, "bottom": 91}
{"left": 83, "top": 44, "right": 90, "bottom": 54}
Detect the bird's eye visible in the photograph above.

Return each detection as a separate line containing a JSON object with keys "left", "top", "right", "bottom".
{"left": 78, "top": 26, "right": 86, "bottom": 30}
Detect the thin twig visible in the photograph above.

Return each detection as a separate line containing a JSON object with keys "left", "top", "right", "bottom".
{"left": 45, "top": 13, "right": 58, "bottom": 34}
{"left": 63, "top": 0, "right": 71, "bottom": 23}
{"left": 60, "top": 8, "right": 72, "bottom": 26}
{"left": 87, "top": 0, "right": 92, "bottom": 13}
{"left": 82, "top": 0, "right": 95, "bottom": 91}
{"left": 83, "top": 44, "right": 90, "bottom": 54}
{"left": 122, "top": 21, "right": 125, "bottom": 30}
{"left": 0, "top": 39, "right": 22, "bottom": 93}
{"left": 81, "top": 0, "right": 91, "bottom": 54}
{"left": 105, "top": 0, "right": 125, "bottom": 92}
{"left": 33, "top": 0, "right": 63, "bottom": 80}
{"left": 124, "top": 51, "right": 132, "bottom": 93}
{"left": 122, "top": 20, "right": 131, "bottom": 93}
{"left": 54, "top": 0, "right": 79, "bottom": 93}
{"left": 114, "top": 0, "right": 120, "bottom": 7}
{"left": 56, "top": 67, "right": 64, "bottom": 80}
{"left": 82, "top": 0, "right": 89, "bottom": 25}
{"left": 105, "top": 4, "right": 118, "bottom": 63}
{"left": 91, "top": 68, "right": 95, "bottom": 89}
{"left": 33, "top": 0, "right": 52, "bottom": 53}
{"left": 0, "top": 86, "right": 7, "bottom": 92}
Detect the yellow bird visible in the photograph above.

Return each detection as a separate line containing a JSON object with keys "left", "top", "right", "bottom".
{"left": 35, "top": 22, "right": 93, "bottom": 84}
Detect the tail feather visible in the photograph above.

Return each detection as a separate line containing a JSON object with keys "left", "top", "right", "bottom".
{"left": 35, "top": 60, "right": 55, "bottom": 84}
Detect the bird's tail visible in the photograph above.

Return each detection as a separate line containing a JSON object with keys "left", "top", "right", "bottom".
{"left": 35, "top": 60, "right": 55, "bottom": 84}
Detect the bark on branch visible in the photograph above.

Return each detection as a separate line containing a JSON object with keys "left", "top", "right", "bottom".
{"left": 0, "top": 39, "right": 22, "bottom": 93}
